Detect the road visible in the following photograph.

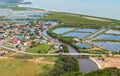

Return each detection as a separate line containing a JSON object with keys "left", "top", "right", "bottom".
{"left": 2, "top": 42, "right": 118, "bottom": 57}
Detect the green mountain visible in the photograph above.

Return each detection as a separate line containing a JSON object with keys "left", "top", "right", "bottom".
{"left": 0, "top": 0, "right": 23, "bottom": 3}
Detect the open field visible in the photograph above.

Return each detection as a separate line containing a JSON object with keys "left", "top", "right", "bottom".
{"left": 92, "top": 57, "right": 120, "bottom": 69}
{"left": 42, "top": 12, "right": 110, "bottom": 27}
{"left": 0, "top": 56, "right": 56, "bottom": 76}
{"left": 26, "top": 44, "right": 51, "bottom": 53}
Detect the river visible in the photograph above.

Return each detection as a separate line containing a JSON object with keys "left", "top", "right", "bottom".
{"left": 42, "top": 29, "right": 99, "bottom": 73}
{"left": 19, "top": 0, "right": 120, "bottom": 20}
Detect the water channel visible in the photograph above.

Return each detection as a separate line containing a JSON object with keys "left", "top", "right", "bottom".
{"left": 42, "top": 29, "right": 99, "bottom": 73}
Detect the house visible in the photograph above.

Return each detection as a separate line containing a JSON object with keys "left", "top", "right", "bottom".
{"left": 53, "top": 44, "right": 60, "bottom": 49}
{"left": 24, "top": 41, "right": 31, "bottom": 46}
{"left": 13, "top": 38, "right": 19, "bottom": 44}
{"left": 25, "top": 36, "right": 30, "bottom": 39}
{"left": 73, "top": 38, "right": 80, "bottom": 42}
{"left": 35, "top": 24, "right": 43, "bottom": 28}
{"left": 48, "top": 40, "right": 55, "bottom": 45}
{"left": 17, "top": 36, "right": 24, "bottom": 40}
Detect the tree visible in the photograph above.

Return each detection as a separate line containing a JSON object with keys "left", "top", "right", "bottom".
{"left": 31, "top": 41, "right": 36, "bottom": 47}
{"left": 38, "top": 50, "right": 41, "bottom": 53}
{"left": 50, "top": 55, "right": 79, "bottom": 76}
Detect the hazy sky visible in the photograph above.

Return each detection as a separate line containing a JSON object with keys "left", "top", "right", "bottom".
{"left": 23, "top": 0, "right": 120, "bottom": 19}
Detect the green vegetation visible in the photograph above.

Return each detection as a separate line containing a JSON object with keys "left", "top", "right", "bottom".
{"left": 0, "top": 57, "right": 56, "bottom": 76}
{"left": 1, "top": 56, "right": 119, "bottom": 76}
{"left": 49, "top": 55, "right": 79, "bottom": 76}
{"left": 111, "top": 20, "right": 120, "bottom": 27}
{"left": 26, "top": 44, "right": 51, "bottom": 53}
{"left": 88, "top": 49, "right": 108, "bottom": 54}
{"left": 61, "top": 67, "right": 120, "bottom": 76}
{"left": 86, "top": 67, "right": 120, "bottom": 76}
{"left": 93, "top": 39, "right": 120, "bottom": 42}
{"left": 9, "top": 6, "right": 27, "bottom": 11}
{"left": 42, "top": 12, "right": 111, "bottom": 27}
{"left": 60, "top": 44, "right": 69, "bottom": 53}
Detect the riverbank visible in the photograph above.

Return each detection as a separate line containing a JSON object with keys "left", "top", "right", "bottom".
{"left": 45, "top": 27, "right": 99, "bottom": 72}
{"left": 92, "top": 56, "right": 120, "bottom": 69}
{"left": 90, "top": 58, "right": 102, "bottom": 69}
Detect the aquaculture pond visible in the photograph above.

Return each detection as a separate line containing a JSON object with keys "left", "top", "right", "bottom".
{"left": 87, "top": 29, "right": 106, "bottom": 39}
{"left": 76, "top": 42, "right": 92, "bottom": 49}
{"left": 52, "top": 28, "right": 76, "bottom": 34}
{"left": 63, "top": 32, "right": 90, "bottom": 38}
{"left": 75, "top": 28, "right": 97, "bottom": 33}
{"left": 96, "top": 34, "right": 120, "bottom": 40}
{"left": 105, "top": 30, "right": 120, "bottom": 35}
{"left": 91, "top": 41, "right": 120, "bottom": 52}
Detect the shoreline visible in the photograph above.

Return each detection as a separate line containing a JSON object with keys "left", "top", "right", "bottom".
{"left": 18, "top": 4, "right": 120, "bottom": 21}
{"left": 90, "top": 58, "right": 102, "bottom": 69}
{"left": 90, "top": 57, "right": 120, "bottom": 69}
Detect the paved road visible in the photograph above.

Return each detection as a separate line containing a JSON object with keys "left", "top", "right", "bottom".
{"left": 2, "top": 45, "right": 118, "bottom": 57}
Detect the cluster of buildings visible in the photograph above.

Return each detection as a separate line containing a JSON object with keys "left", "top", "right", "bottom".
{"left": 0, "top": 21, "right": 61, "bottom": 53}
{"left": 0, "top": 8, "right": 62, "bottom": 55}
{"left": 0, "top": 8, "right": 48, "bottom": 22}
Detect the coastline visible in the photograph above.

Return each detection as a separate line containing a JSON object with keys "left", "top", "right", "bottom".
{"left": 18, "top": 0, "right": 120, "bottom": 20}
{"left": 18, "top": 4, "right": 120, "bottom": 21}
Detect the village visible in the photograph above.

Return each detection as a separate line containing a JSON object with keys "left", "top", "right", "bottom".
{"left": 0, "top": 21, "right": 64, "bottom": 55}
{"left": 0, "top": 8, "right": 64, "bottom": 56}
{"left": 0, "top": 4, "right": 120, "bottom": 75}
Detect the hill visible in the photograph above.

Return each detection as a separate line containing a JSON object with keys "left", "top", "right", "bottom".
{"left": 0, "top": 0, "right": 23, "bottom": 3}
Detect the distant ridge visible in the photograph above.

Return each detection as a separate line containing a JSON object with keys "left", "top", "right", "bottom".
{"left": 0, "top": 0, "right": 23, "bottom": 3}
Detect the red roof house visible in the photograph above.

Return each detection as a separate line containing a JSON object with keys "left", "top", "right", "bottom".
{"left": 13, "top": 38, "right": 19, "bottom": 44}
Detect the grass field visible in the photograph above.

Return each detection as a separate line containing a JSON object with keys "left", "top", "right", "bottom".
{"left": 0, "top": 57, "right": 56, "bottom": 76}
{"left": 42, "top": 12, "right": 111, "bottom": 27}
{"left": 26, "top": 44, "right": 51, "bottom": 53}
